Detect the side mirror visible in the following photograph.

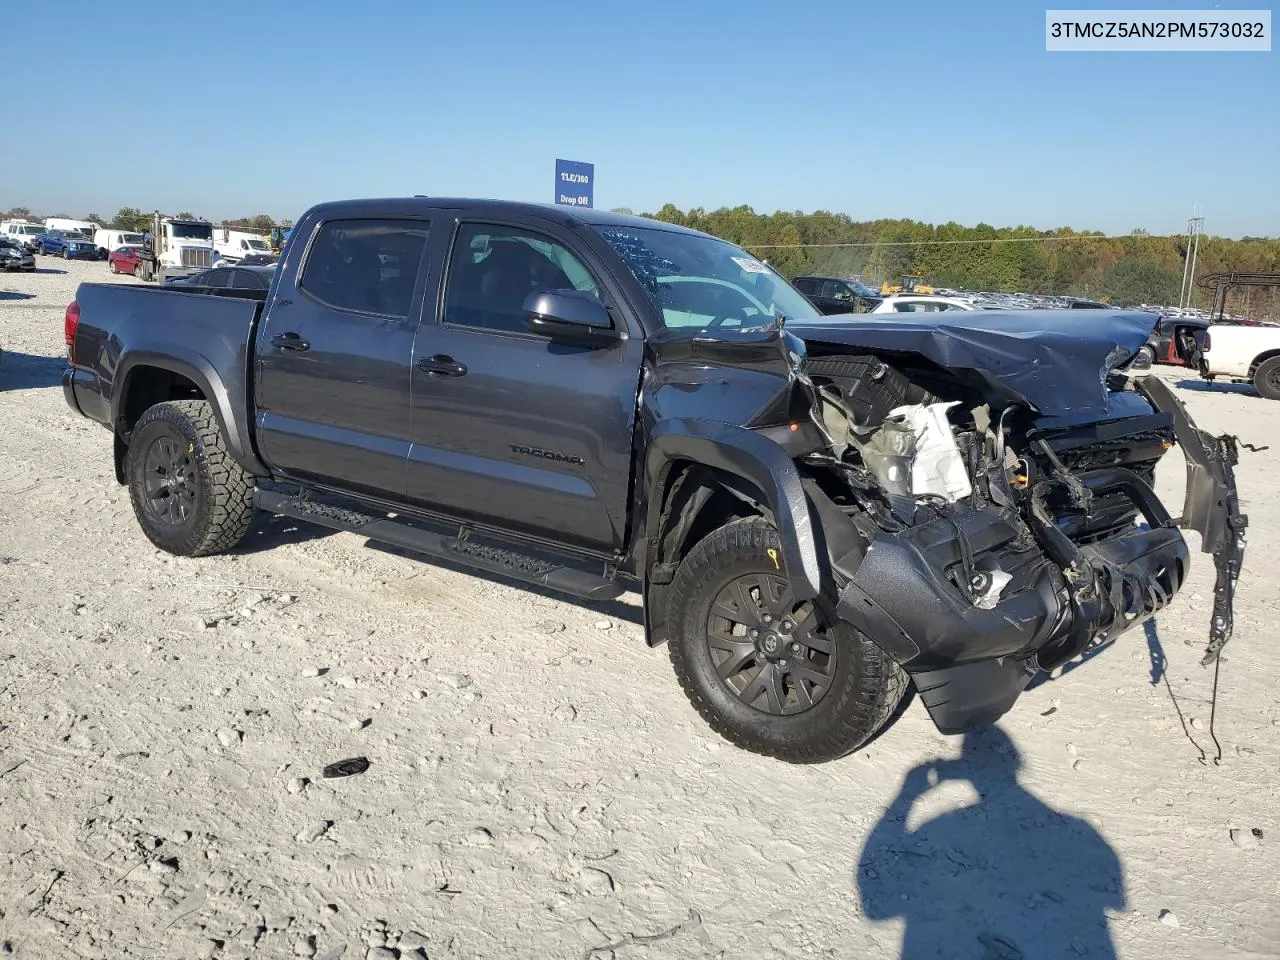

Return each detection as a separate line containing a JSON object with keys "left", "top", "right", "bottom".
{"left": 523, "top": 289, "right": 620, "bottom": 344}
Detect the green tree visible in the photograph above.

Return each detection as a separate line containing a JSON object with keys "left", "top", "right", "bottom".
{"left": 1102, "top": 258, "right": 1182, "bottom": 305}
{"left": 222, "top": 214, "right": 276, "bottom": 231}
{"left": 111, "top": 207, "right": 150, "bottom": 231}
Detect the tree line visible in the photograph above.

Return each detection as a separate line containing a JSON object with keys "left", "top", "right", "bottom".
{"left": 622, "top": 204, "right": 1280, "bottom": 315}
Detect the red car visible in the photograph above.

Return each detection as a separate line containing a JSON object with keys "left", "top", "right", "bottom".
{"left": 108, "top": 246, "right": 143, "bottom": 276}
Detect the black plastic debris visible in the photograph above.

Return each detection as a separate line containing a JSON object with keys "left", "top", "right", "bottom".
{"left": 322, "top": 756, "right": 370, "bottom": 779}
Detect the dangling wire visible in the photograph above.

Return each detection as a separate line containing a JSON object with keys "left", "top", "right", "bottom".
{"left": 1208, "top": 654, "right": 1224, "bottom": 765}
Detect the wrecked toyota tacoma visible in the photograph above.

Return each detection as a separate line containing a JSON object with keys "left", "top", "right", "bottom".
{"left": 61, "top": 198, "right": 1248, "bottom": 763}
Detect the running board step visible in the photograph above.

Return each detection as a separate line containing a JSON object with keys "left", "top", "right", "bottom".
{"left": 254, "top": 490, "right": 624, "bottom": 601}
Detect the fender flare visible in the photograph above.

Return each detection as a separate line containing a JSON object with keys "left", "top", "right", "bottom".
{"left": 644, "top": 418, "right": 822, "bottom": 601}
{"left": 113, "top": 350, "right": 267, "bottom": 475}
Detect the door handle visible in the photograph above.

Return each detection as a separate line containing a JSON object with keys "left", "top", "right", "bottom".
{"left": 416, "top": 355, "right": 467, "bottom": 377}
{"left": 270, "top": 332, "right": 310, "bottom": 352}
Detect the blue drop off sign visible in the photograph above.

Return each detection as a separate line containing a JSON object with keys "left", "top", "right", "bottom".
{"left": 554, "top": 160, "right": 594, "bottom": 208}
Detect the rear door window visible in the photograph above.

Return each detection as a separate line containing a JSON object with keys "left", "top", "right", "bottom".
{"left": 299, "top": 219, "right": 430, "bottom": 319}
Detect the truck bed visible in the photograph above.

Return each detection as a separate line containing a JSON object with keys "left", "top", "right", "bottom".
{"left": 64, "top": 282, "right": 265, "bottom": 463}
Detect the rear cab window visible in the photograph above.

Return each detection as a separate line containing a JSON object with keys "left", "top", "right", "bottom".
{"left": 298, "top": 219, "right": 430, "bottom": 319}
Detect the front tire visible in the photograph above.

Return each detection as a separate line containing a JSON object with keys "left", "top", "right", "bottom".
{"left": 667, "top": 517, "right": 907, "bottom": 763}
{"left": 109, "top": 259, "right": 119, "bottom": 274}
{"left": 125, "top": 400, "right": 254, "bottom": 556}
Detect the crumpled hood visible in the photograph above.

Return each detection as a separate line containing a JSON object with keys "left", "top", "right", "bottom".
{"left": 787, "top": 309, "right": 1157, "bottom": 422}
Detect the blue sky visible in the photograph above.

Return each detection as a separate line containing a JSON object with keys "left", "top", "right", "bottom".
{"left": 3, "top": 0, "right": 1275, "bottom": 236}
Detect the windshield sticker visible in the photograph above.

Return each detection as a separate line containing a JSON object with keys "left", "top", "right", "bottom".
{"left": 732, "top": 256, "right": 769, "bottom": 274}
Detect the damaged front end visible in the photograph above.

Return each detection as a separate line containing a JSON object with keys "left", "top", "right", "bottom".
{"left": 760, "top": 315, "right": 1249, "bottom": 735}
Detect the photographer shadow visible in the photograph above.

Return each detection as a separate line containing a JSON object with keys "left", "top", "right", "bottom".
{"left": 857, "top": 726, "right": 1126, "bottom": 959}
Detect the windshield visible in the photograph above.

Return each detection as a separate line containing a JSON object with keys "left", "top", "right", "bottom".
{"left": 844, "top": 278, "right": 879, "bottom": 298}
{"left": 19, "top": 225, "right": 42, "bottom": 236}
{"left": 121, "top": 233, "right": 144, "bottom": 244}
{"left": 169, "top": 221, "right": 212, "bottom": 241}
{"left": 594, "top": 225, "right": 818, "bottom": 330}
{"left": 246, "top": 239, "right": 269, "bottom": 251}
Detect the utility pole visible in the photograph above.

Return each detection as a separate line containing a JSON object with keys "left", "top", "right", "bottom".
{"left": 1179, "top": 204, "right": 1204, "bottom": 309}
{"left": 1178, "top": 218, "right": 1193, "bottom": 308}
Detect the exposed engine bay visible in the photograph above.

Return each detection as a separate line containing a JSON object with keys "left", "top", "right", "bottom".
{"left": 773, "top": 333, "right": 1244, "bottom": 733}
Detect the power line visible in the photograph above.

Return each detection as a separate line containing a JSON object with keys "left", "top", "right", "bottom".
{"left": 747, "top": 233, "right": 1179, "bottom": 249}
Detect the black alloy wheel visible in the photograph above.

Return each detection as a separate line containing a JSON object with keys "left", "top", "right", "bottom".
{"left": 706, "top": 571, "right": 836, "bottom": 715}
{"left": 667, "top": 516, "right": 908, "bottom": 763}
{"left": 138, "top": 433, "right": 199, "bottom": 531}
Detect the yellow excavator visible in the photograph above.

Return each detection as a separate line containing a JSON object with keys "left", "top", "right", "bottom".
{"left": 269, "top": 222, "right": 294, "bottom": 254}
{"left": 880, "top": 275, "right": 936, "bottom": 296}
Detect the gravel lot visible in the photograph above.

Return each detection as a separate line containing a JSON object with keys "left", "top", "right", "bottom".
{"left": 2, "top": 259, "right": 1278, "bottom": 960}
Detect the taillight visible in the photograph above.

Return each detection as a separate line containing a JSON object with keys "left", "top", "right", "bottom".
{"left": 1203, "top": 331, "right": 1211, "bottom": 351}
{"left": 64, "top": 300, "right": 80, "bottom": 363}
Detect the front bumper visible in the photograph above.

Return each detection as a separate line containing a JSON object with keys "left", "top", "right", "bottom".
{"left": 832, "top": 391, "right": 1242, "bottom": 735}
{"left": 1, "top": 257, "right": 35, "bottom": 270}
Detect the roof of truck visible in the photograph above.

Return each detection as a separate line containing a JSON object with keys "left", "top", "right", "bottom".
{"left": 305, "top": 197, "right": 707, "bottom": 237}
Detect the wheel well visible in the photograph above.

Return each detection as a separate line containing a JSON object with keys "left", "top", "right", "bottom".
{"left": 113, "top": 366, "right": 206, "bottom": 484}
{"left": 643, "top": 461, "right": 770, "bottom": 647}
{"left": 656, "top": 462, "right": 769, "bottom": 570}
{"left": 119, "top": 366, "right": 206, "bottom": 438}
{"left": 1248, "top": 350, "right": 1280, "bottom": 377}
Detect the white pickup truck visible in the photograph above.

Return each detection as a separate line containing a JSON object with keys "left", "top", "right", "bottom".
{"left": 1200, "top": 323, "right": 1280, "bottom": 400}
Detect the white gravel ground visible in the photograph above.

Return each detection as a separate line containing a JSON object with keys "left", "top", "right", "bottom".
{"left": 2, "top": 259, "right": 1278, "bottom": 960}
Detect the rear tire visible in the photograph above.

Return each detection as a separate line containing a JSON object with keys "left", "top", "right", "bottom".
{"left": 1132, "top": 344, "right": 1156, "bottom": 370}
{"left": 667, "top": 517, "right": 907, "bottom": 763}
{"left": 1253, "top": 356, "right": 1280, "bottom": 401}
{"left": 125, "top": 400, "right": 254, "bottom": 556}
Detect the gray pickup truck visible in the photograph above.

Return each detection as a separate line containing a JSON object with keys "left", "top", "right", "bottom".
{"left": 61, "top": 197, "right": 1248, "bottom": 763}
